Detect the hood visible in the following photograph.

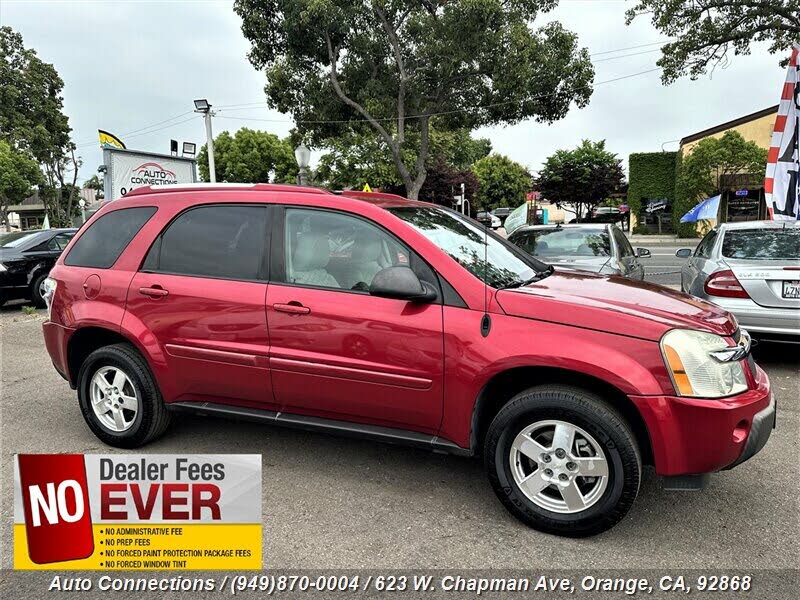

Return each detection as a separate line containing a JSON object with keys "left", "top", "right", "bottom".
{"left": 495, "top": 269, "right": 737, "bottom": 341}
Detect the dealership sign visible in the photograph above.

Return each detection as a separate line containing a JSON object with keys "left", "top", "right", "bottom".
{"left": 103, "top": 148, "right": 196, "bottom": 200}
{"left": 14, "top": 454, "right": 261, "bottom": 569}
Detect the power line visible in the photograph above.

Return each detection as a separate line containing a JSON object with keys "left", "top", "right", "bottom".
{"left": 74, "top": 110, "right": 195, "bottom": 147}
{"left": 589, "top": 40, "right": 671, "bottom": 57}
{"left": 213, "top": 40, "right": 672, "bottom": 111}
{"left": 593, "top": 48, "right": 663, "bottom": 63}
{"left": 213, "top": 67, "right": 662, "bottom": 125}
{"left": 75, "top": 115, "right": 200, "bottom": 149}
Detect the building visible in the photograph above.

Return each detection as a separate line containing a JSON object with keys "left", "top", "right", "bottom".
{"left": 679, "top": 105, "right": 777, "bottom": 224}
{"left": 5, "top": 187, "right": 98, "bottom": 230}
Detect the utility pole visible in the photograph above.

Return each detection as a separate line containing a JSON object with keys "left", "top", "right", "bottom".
{"left": 194, "top": 99, "right": 216, "bottom": 182}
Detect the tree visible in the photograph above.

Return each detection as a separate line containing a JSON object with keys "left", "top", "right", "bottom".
{"left": 234, "top": 0, "right": 594, "bottom": 199}
{"left": 1, "top": 27, "right": 79, "bottom": 225}
{"left": 84, "top": 174, "right": 104, "bottom": 199}
{"left": 537, "top": 140, "right": 625, "bottom": 221}
{"left": 472, "top": 154, "right": 531, "bottom": 210}
{"left": 0, "top": 141, "right": 41, "bottom": 231}
{"left": 197, "top": 128, "right": 298, "bottom": 183}
{"left": 678, "top": 130, "right": 768, "bottom": 203}
{"left": 316, "top": 126, "right": 491, "bottom": 197}
{"left": 625, "top": 1, "right": 800, "bottom": 83}
{"left": 418, "top": 155, "right": 480, "bottom": 206}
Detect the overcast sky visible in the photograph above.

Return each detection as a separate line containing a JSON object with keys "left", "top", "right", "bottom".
{"left": 1, "top": 0, "right": 787, "bottom": 185}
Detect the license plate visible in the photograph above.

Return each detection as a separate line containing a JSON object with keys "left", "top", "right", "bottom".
{"left": 782, "top": 280, "right": 800, "bottom": 299}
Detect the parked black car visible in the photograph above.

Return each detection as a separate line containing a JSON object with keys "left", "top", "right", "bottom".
{"left": 0, "top": 228, "right": 77, "bottom": 307}
{"left": 491, "top": 207, "right": 513, "bottom": 225}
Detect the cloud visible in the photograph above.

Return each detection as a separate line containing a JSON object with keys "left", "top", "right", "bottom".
{"left": 2, "top": 0, "right": 786, "bottom": 183}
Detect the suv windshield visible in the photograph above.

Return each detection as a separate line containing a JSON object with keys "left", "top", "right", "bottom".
{"left": 517, "top": 227, "right": 611, "bottom": 257}
{"left": 388, "top": 206, "right": 547, "bottom": 288}
{"left": 721, "top": 228, "right": 800, "bottom": 260}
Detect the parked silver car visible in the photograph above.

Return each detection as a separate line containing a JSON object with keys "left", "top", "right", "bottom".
{"left": 508, "top": 223, "right": 650, "bottom": 280}
{"left": 676, "top": 221, "right": 800, "bottom": 341}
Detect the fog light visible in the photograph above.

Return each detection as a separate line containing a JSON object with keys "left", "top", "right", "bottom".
{"left": 732, "top": 420, "right": 750, "bottom": 444}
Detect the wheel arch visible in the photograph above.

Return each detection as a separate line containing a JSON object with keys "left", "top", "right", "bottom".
{"left": 66, "top": 326, "right": 145, "bottom": 387}
{"left": 469, "top": 366, "right": 654, "bottom": 465}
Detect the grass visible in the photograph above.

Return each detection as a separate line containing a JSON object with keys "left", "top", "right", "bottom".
{"left": 21, "top": 306, "right": 37, "bottom": 316}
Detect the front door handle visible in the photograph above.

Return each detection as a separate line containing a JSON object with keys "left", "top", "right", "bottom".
{"left": 273, "top": 302, "right": 310, "bottom": 315}
{"left": 139, "top": 286, "right": 169, "bottom": 298}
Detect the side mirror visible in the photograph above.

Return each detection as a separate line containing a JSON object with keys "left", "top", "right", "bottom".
{"left": 369, "top": 266, "right": 437, "bottom": 303}
{"left": 635, "top": 247, "right": 651, "bottom": 258}
{"left": 675, "top": 248, "right": 692, "bottom": 258}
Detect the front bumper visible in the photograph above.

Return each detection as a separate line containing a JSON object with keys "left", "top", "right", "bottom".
{"left": 724, "top": 393, "right": 776, "bottom": 470}
{"left": 630, "top": 364, "right": 774, "bottom": 476}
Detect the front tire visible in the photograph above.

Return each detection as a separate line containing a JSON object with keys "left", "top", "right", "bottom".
{"left": 77, "top": 343, "right": 170, "bottom": 448}
{"left": 485, "top": 385, "right": 641, "bottom": 537}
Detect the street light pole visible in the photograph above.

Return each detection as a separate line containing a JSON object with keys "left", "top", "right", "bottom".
{"left": 194, "top": 99, "right": 216, "bottom": 183}
{"left": 294, "top": 143, "right": 311, "bottom": 186}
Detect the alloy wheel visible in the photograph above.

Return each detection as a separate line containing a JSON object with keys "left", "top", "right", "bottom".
{"left": 509, "top": 419, "right": 609, "bottom": 514}
{"left": 89, "top": 366, "right": 139, "bottom": 432}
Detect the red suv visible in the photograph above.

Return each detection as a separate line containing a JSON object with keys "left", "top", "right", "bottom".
{"left": 42, "top": 184, "right": 775, "bottom": 536}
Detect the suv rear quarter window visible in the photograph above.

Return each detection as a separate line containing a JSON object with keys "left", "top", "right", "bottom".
{"left": 64, "top": 206, "right": 157, "bottom": 268}
{"left": 143, "top": 204, "right": 269, "bottom": 281}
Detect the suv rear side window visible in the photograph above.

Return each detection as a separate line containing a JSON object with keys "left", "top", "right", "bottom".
{"left": 144, "top": 205, "right": 268, "bottom": 281}
{"left": 64, "top": 207, "right": 157, "bottom": 268}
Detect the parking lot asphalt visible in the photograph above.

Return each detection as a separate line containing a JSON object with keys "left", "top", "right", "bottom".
{"left": 0, "top": 304, "right": 798, "bottom": 575}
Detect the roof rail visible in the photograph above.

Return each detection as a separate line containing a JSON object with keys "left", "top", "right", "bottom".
{"left": 124, "top": 183, "right": 330, "bottom": 197}
{"left": 338, "top": 190, "right": 409, "bottom": 201}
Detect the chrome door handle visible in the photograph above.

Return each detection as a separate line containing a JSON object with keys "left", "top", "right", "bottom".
{"left": 273, "top": 302, "right": 310, "bottom": 315}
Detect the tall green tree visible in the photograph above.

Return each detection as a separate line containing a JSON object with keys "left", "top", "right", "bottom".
{"left": 0, "top": 141, "right": 41, "bottom": 231}
{"left": 234, "top": 0, "right": 594, "bottom": 199}
{"left": 537, "top": 140, "right": 625, "bottom": 221}
{"left": 678, "top": 131, "right": 768, "bottom": 204}
{"left": 316, "top": 126, "right": 491, "bottom": 195}
{"left": 0, "top": 26, "right": 79, "bottom": 225}
{"left": 472, "top": 154, "right": 531, "bottom": 209}
{"left": 626, "top": 1, "right": 800, "bottom": 83}
{"left": 197, "top": 128, "right": 298, "bottom": 183}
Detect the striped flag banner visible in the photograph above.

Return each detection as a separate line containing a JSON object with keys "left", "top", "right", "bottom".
{"left": 765, "top": 43, "right": 800, "bottom": 220}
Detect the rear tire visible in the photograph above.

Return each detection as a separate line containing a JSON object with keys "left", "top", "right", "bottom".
{"left": 484, "top": 384, "right": 641, "bottom": 537}
{"left": 77, "top": 343, "right": 170, "bottom": 448}
{"left": 30, "top": 272, "right": 49, "bottom": 308}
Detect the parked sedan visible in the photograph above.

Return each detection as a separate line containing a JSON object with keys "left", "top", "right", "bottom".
{"left": 508, "top": 223, "right": 650, "bottom": 280}
{"left": 677, "top": 220, "right": 800, "bottom": 342}
{"left": 0, "top": 228, "right": 77, "bottom": 307}
{"left": 476, "top": 211, "right": 501, "bottom": 229}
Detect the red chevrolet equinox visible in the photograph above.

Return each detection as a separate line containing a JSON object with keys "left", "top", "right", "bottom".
{"left": 42, "top": 184, "right": 775, "bottom": 536}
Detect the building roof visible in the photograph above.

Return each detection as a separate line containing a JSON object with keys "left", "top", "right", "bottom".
{"left": 680, "top": 105, "right": 779, "bottom": 146}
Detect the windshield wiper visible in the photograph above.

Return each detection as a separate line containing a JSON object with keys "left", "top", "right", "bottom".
{"left": 496, "top": 265, "right": 554, "bottom": 290}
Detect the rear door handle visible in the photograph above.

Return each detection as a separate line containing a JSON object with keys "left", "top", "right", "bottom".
{"left": 273, "top": 302, "right": 310, "bottom": 315}
{"left": 139, "top": 286, "right": 169, "bottom": 298}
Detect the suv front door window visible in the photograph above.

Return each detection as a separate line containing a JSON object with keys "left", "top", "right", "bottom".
{"left": 268, "top": 207, "right": 444, "bottom": 430}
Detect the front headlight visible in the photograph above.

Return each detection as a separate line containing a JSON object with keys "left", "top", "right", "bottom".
{"left": 0, "top": 263, "right": 6, "bottom": 272}
{"left": 660, "top": 329, "right": 748, "bottom": 398}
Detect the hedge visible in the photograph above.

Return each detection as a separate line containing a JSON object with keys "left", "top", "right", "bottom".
{"left": 627, "top": 151, "right": 677, "bottom": 219}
